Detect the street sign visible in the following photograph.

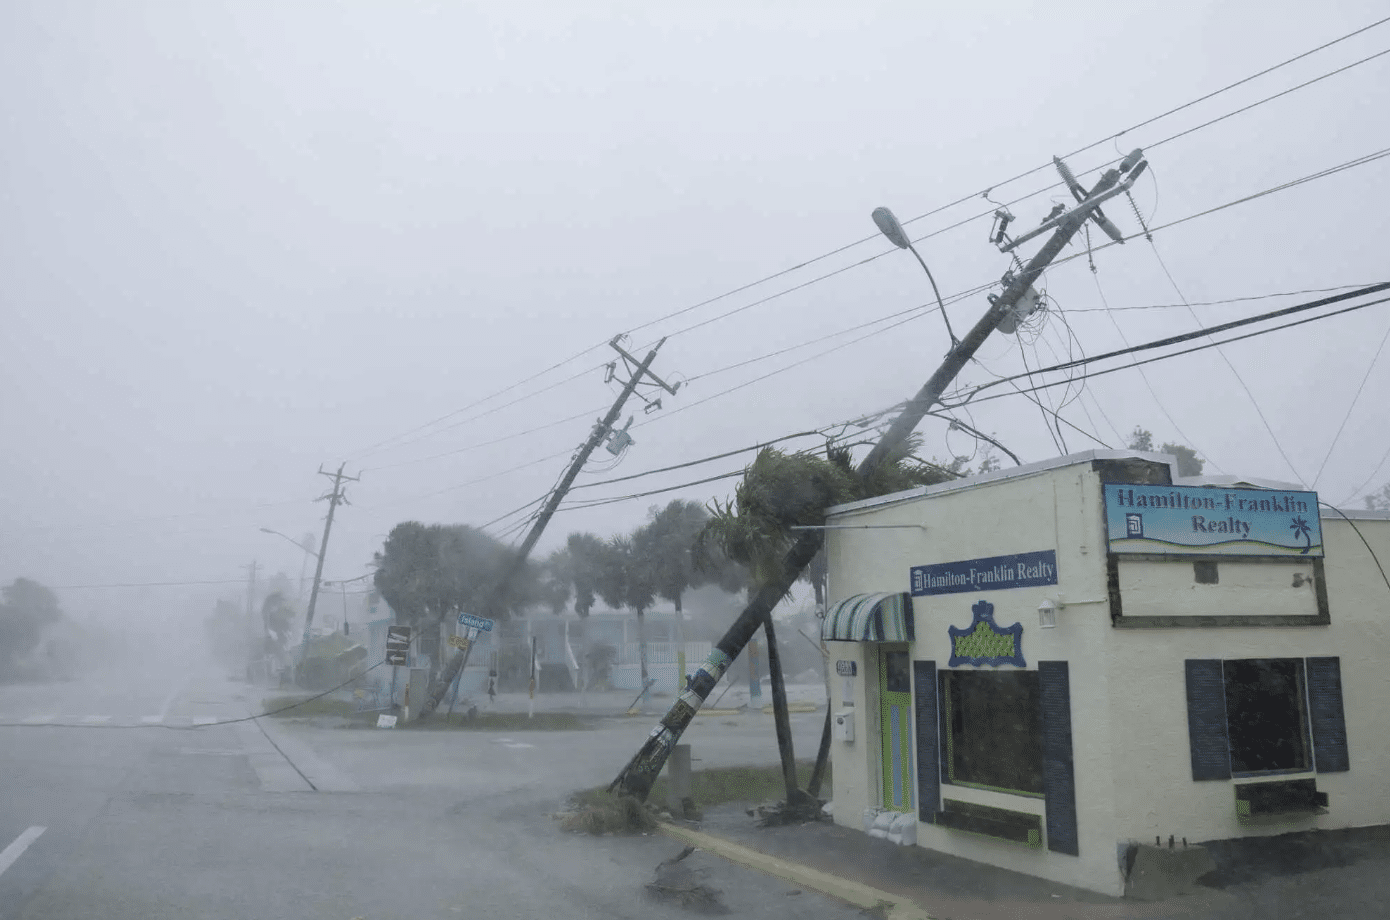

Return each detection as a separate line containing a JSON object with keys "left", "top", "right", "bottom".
{"left": 386, "top": 625, "right": 411, "bottom": 665}
{"left": 448, "top": 635, "right": 470, "bottom": 650}
{"left": 457, "top": 613, "right": 494, "bottom": 632}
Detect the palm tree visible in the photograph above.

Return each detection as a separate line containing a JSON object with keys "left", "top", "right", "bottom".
{"left": 564, "top": 532, "right": 607, "bottom": 689}
{"left": 596, "top": 534, "right": 656, "bottom": 705}
{"left": 693, "top": 437, "right": 959, "bottom": 804}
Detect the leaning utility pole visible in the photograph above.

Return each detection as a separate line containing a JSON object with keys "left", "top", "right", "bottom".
{"left": 612, "top": 150, "right": 1150, "bottom": 801}
{"left": 420, "top": 336, "right": 679, "bottom": 716}
{"left": 297, "top": 462, "right": 359, "bottom": 670}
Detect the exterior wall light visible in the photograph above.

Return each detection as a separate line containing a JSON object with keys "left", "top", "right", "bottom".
{"left": 1038, "top": 597, "right": 1059, "bottom": 629}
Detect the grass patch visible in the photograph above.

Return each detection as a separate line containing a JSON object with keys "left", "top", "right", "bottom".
{"left": 261, "top": 695, "right": 360, "bottom": 719}
{"left": 570, "top": 760, "right": 830, "bottom": 812}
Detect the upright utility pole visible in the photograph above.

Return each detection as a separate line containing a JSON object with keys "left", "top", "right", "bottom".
{"left": 612, "top": 151, "right": 1150, "bottom": 801}
{"left": 420, "top": 336, "right": 679, "bottom": 715}
{"left": 298, "top": 462, "right": 359, "bottom": 670}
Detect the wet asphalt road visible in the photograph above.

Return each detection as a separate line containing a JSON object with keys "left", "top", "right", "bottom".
{"left": 0, "top": 670, "right": 850, "bottom": 920}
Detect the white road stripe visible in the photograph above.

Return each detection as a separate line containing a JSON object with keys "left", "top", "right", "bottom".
{"left": 158, "top": 677, "right": 188, "bottom": 723}
{"left": 20, "top": 716, "right": 55, "bottom": 725}
{"left": 80, "top": 715, "right": 111, "bottom": 724}
{"left": 192, "top": 716, "right": 219, "bottom": 726}
{"left": 0, "top": 827, "right": 45, "bottom": 878}
{"left": 141, "top": 715, "right": 163, "bottom": 724}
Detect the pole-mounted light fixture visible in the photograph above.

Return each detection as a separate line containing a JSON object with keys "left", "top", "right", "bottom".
{"left": 872, "top": 206, "right": 958, "bottom": 348}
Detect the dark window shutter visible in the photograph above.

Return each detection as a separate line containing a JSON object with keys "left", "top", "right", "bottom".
{"left": 1185, "top": 659, "right": 1231, "bottom": 780}
{"left": 913, "top": 660, "right": 939, "bottom": 823}
{"left": 1306, "top": 657, "right": 1350, "bottom": 773}
{"left": 1039, "top": 661, "right": 1079, "bottom": 856}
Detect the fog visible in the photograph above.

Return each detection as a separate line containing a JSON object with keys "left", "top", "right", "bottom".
{"left": 2, "top": 2, "right": 1388, "bottom": 635}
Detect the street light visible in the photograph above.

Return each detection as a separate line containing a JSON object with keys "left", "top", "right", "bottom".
{"left": 259, "top": 527, "right": 320, "bottom": 602}
{"left": 872, "top": 206, "right": 958, "bottom": 348}
{"left": 259, "top": 527, "right": 321, "bottom": 559}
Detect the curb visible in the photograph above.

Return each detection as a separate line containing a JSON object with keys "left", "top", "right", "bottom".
{"left": 657, "top": 823, "right": 936, "bottom": 920}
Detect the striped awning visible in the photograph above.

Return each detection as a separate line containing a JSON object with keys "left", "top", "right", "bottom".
{"left": 822, "top": 593, "right": 915, "bottom": 643}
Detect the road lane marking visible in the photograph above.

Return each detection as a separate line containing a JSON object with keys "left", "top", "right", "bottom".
{"left": 81, "top": 715, "right": 111, "bottom": 724}
{"left": 141, "top": 715, "right": 163, "bottom": 724}
{"left": 192, "top": 716, "right": 219, "bottom": 726}
{"left": 0, "top": 827, "right": 45, "bottom": 879}
{"left": 20, "top": 716, "right": 55, "bottom": 725}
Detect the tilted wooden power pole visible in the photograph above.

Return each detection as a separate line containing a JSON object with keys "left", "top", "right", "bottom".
{"left": 612, "top": 150, "right": 1150, "bottom": 801}
{"left": 419, "top": 336, "right": 679, "bottom": 716}
{"left": 298, "top": 462, "right": 358, "bottom": 671}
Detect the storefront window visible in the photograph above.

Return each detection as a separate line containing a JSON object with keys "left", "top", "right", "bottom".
{"left": 1223, "top": 658, "right": 1312, "bottom": 775}
{"left": 940, "top": 670, "right": 1044, "bottom": 796}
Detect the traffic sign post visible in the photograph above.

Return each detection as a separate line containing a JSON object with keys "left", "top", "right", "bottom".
{"left": 386, "top": 625, "right": 412, "bottom": 666}
{"left": 457, "top": 613, "right": 494, "bottom": 633}
{"left": 445, "top": 625, "right": 481, "bottom": 721}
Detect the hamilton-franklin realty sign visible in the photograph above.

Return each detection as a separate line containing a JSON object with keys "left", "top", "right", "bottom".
{"left": 1102, "top": 484, "right": 1322, "bottom": 556}
{"left": 910, "top": 550, "right": 1058, "bottom": 597}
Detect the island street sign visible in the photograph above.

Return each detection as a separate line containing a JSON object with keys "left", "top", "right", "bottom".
{"left": 457, "top": 613, "right": 495, "bottom": 632}
{"left": 911, "top": 550, "right": 1058, "bottom": 597}
{"left": 1103, "top": 484, "right": 1323, "bottom": 556}
{"left": 386, "top": 625, "right": 411, "bottom": 665}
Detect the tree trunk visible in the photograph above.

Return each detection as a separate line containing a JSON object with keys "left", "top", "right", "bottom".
{"left": 674, "top": 594, "right": 686, "bottom": 694}
{"left": 761, "top": 611, "right": 803, "bottom": 806}
{"left": 612, "top": 531, "right": 823, "bottom": 799}
{"left": 636, "top": 607, "right": 649, "bottom": 707}
{"left": 575, "top": 615, "right": 589, "bottom": 694}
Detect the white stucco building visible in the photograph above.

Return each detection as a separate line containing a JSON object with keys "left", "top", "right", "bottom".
{"left": 821, "top": 449, "right": 1389, "bottom": 896}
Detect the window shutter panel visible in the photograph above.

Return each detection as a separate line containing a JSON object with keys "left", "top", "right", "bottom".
{"left": 1306, "top": 657, "right": 1349, "bottom": 773}
{"left": 1185, "top": 659, "right": 1231, "bottom": 780}
{"left": 913, "top": 660, "right": 939, "bottom": 823}
{"left": 1039, "top": 661, "right": 1079, "bottom": 856}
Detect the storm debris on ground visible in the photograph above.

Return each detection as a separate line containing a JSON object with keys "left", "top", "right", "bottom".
{"left": 644, "top": 845, "right": 728, "bottom": 915}
{"left": 557, "top": 794, "right": 658, "bottom": 835}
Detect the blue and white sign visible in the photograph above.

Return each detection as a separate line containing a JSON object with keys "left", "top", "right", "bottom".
{"left": 1103, "top": 484, "right": 1322, "bottom": 556}
{"left": 457, "top": 612, "right": 495, "bottom": 632}
{"left": 910, "top": 550, "right": 1058, "bottom": 597}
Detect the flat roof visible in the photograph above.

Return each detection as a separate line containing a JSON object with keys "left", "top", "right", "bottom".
{"left": 827, "top": 449, "right": 1174, "bottom": 516}
{"left": 825, "top": 448, "right": 1387, "bottom": 520}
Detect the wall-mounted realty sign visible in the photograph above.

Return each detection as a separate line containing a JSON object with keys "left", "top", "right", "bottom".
{"left": 910, "top": 550, "right": 1058, "bottom": 596}
{"left": 1103, "top": 484, "right": 1322, "bottom": 556}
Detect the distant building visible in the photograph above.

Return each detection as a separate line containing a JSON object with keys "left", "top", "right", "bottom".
{"left": 823, "top": 449, "right": 1389, "bottom": 896}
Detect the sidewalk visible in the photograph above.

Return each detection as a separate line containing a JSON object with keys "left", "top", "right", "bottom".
{"left": 681, "top": 804, "right": 1390, "bottom": 920}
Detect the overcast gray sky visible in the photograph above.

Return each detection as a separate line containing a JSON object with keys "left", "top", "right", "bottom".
{"left": 3, "top": 2, "right": 1388, "bottom": 624}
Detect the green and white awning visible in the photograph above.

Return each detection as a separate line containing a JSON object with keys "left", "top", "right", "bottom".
{"left": 822, "top": 593, "right": 915, "bottom": 643}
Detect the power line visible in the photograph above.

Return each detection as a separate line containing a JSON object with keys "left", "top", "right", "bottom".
{"left": 1311, "top": 316, "right": 1390, "bottom": 487}
{"left": 337, "top": 20, "right": 1390, "bottom": 462}
{"left": 631, "top": 147, "right": 1390, "bottom": 445}
{"left": 568, "top": 430, "right": 825, "bottom": 491}
{"left": 1147, "top": 235, "right": 1304, "bottom": 482}
{"left": 953, "top": 284, "right": 1390, "bottom": 401}
{"left": 360, "top": 404, "right": 608, "bottom": 473}
{"left": 51, "top": 578, "right": 250, "bottom": 589}
{"left": 350, "top": 360, "right": 612, "bottom": 463}
{"left": 1091, "top": 266, "right": 1224, "bottom": 472}
{"left": 1061, "top": 284, "right": 1375, "bottom": 312}
{"left": 950, "top": 293, "right": 1390, "bottom": 408}
{"left": 1340, "top": 439, "right": 1390, "bottom": 506}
